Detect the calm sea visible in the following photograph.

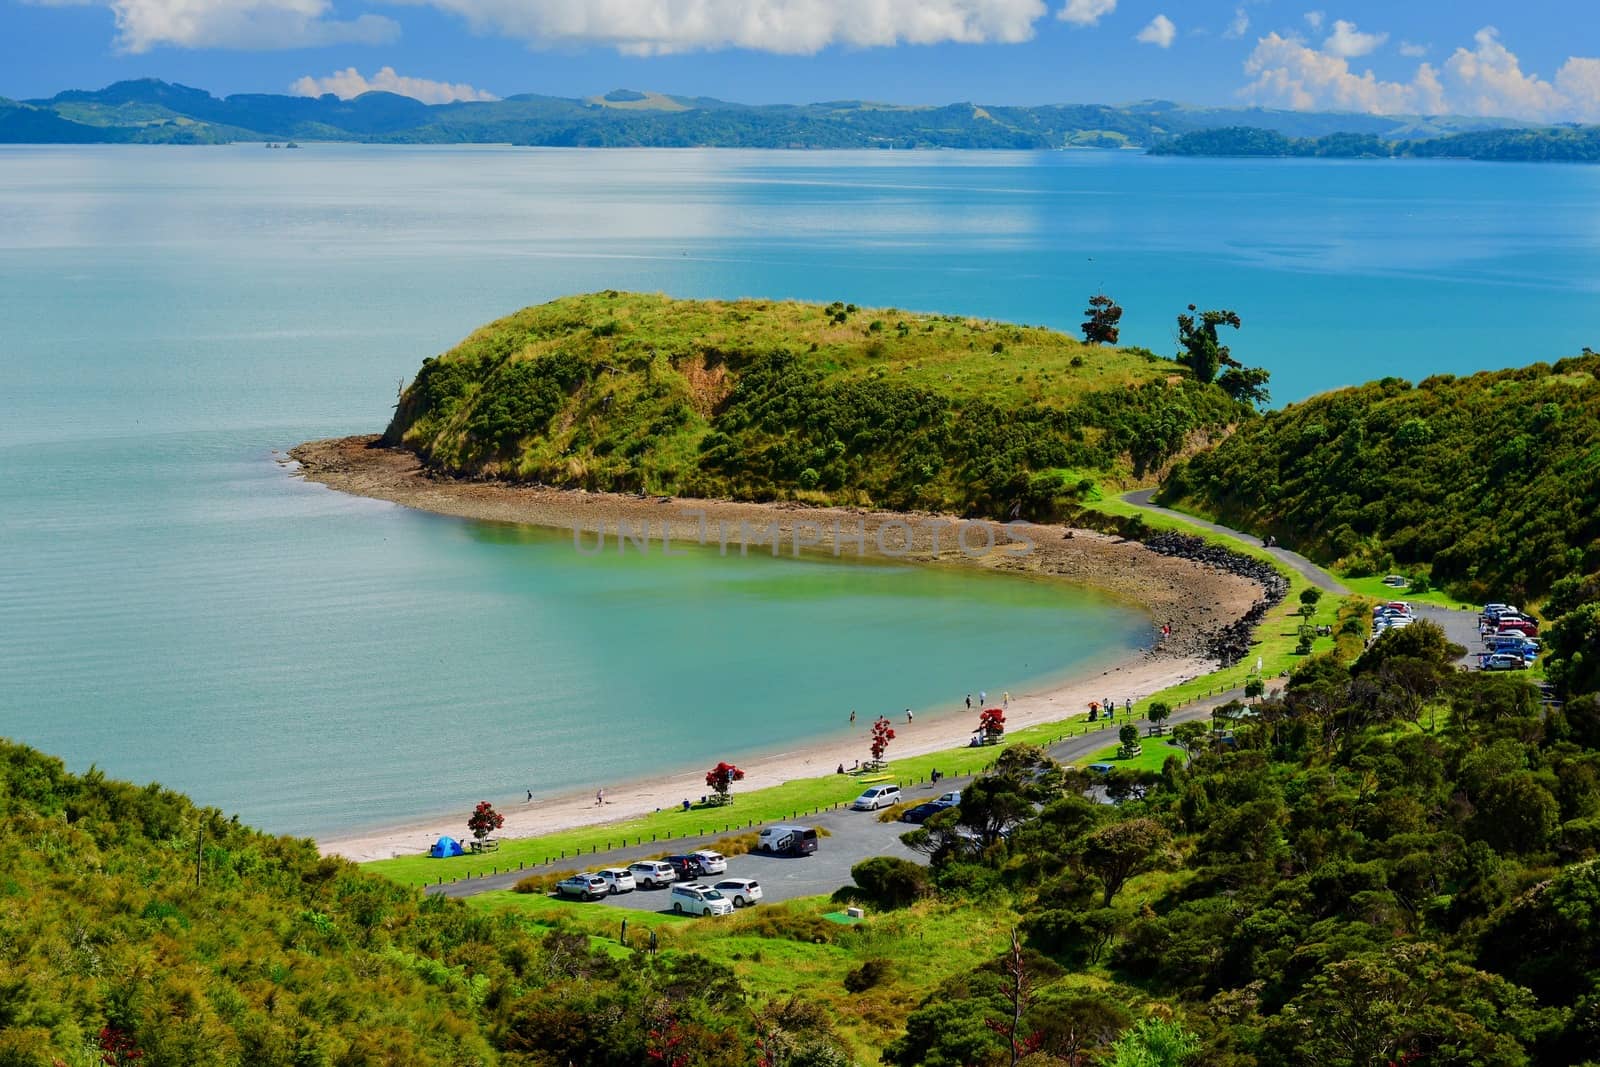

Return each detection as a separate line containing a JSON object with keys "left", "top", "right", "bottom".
{"left": 1, "top": 145, "right": 1593, "bottom": 836}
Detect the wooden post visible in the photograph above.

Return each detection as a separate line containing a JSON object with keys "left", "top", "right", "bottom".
{"left": 195, "top": 822, "right": 203, "bottom": 889}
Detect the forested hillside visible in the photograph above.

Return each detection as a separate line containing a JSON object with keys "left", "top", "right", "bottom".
{"left": 1149, "top": 124, "right": 1600, "bottom": 163}
{"left": 384, "top": 292, "right": 1255, "bottom": 519}
{"left": 1157, "top": 356, "right": 1600, "bottom": 602}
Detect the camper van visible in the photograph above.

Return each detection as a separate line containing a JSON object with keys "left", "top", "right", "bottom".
{"left": 757, "top": 824, "right": 818, "bottom": 856}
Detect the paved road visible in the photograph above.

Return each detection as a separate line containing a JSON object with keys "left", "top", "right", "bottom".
{"left": 1121, "top": 490, "right": 1486, "bottom": 665}
{"left": 1121, "top": 489, "right": 1348, "bottom": 595}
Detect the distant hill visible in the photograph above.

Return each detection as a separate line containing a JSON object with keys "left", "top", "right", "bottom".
{"left": 382, "top": 292, "right": 1254, "bottom": 515}
{"left": 1151, "top": 124, "right": 1600, "bottom": 163}
{"left": 0, "top": 78, "right": 1526, "bottom": 149}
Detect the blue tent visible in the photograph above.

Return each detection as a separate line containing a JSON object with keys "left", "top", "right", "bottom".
{"left": 430, "top": 835, "right": 464, "bottom": 858}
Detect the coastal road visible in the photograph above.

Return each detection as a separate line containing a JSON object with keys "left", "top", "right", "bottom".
{"left": 1120, "top": 490, "right": 1483, "bottom": 662}
{"left": 432, "top": 689, "right": 1247, "bottom": 908}
{"left": 1120, "top": 489, "right": 1348, "bottom": 594}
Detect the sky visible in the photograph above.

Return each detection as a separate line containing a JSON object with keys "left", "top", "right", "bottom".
{"left": 3, "top": 0, "right": 1598, "bottom": 121}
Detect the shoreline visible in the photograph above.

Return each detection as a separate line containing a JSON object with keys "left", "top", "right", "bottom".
{"left": 291, "top": 435, "right": 1264, "bottom": 863}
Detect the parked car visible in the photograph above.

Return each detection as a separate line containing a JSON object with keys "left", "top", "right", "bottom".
{"left": 712, "top": 878, "right": 763, "bottom": 907}
{"left": 898, "top": 801, "right": 945, "bottom": 824}
{"left": 851, "top": 784, "right": 902, "bottom": 811}
{"left": 690, "top": 850, "right": 728, "bottom": 874}
{"left": 594, "top": 868, "right": 636, "bottom": 894}
{"left": 935, "top": 790, "right": 962, "bottom": 807}
{"left": 1484, "top": 653, "right": 1528, "bottom": 671}
{"left": 554, "top": 874, "right": 608, "bottom": 901}
{"left": 757, "top": 824, "right": 818, "bottom": 855}
{"left": 1088, "top": 763, "right": 1115, "bottom": 774}
{"left": 627, "top": 860, "right": 677, "bottom": 888}
{"left": 670, "top": 883, "right": 734, "bottom": 916}
{"left": 663, "top": 854, "right": 707, "bottom": 879}
{"left": 1381, "top": 574, "right": 1409, "bottom": 588}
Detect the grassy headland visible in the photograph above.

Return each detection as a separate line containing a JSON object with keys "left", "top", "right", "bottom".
{"left": 382, "top": 291, "right": 1252, "bottom": 516}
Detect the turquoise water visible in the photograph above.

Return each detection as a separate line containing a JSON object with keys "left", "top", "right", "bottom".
{"left": 2, "top": 145, "right": 1594, "bottom": 835}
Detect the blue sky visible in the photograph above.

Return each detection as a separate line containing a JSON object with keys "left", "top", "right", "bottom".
{"left": 3, "top": 0, "right": 1597, "bottom": 121}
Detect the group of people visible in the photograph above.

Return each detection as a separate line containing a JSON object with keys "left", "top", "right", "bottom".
{"left": 963, "top": 690, "right": 1010, "bottom": 710}
{"left": 1087, "top": 697, "right": 1134, "bottom": 722}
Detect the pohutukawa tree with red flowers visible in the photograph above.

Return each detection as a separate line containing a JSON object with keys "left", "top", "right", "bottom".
{"left": 705, "top": 761, "right": 746, "bottom": 805}
{"left": 868, "top": 716, "right": 897, "bottom": 770}
{"left": 467, "top": 800, "right": 504, "bottom": 844}
{"left": 979, "top": 706, "right": 1006, "bottom": 742}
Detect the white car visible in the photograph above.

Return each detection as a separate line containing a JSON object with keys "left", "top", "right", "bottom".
{"left": 690, "top": 850, "right": 728, "bottom": 874}
{"left": 594, "top": 867, "right": 636, "bottom": 894}
{"left": 627, "top": 860, "right": 677, "bottom": 888}
{"left": 670, "top": 883, "right": 734, "bottom": 916}
{"left": 851, "top": 784, "right": 901, "bottom": 811}
{"left": 712, "top": 878, "right": 763, "bottom": 907}
{"left": 936, "top": 790, "right": 961, "bottom": 807}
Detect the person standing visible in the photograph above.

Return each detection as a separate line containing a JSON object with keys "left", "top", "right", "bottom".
{"left": 850, "top": 709, "right": 856, "bottom": 725}
{"left": 1002, "top": 691, "right": 1010, "bottom": 707}
{"left": 906, "top": 708, "right": 914, "bottom": 724}
{"left": 965, "top": 694, "right": 972, "bottom": 710}
{"left": 979, "top": 690, "right": 987, "bottom": 706}
{"left": 596, "top": 787, "right": 605, "bottom": 806}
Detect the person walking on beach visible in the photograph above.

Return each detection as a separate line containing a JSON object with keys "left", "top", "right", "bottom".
{"left": 979, "top": 690, "right": 987, "bottom": 707}
{"left": 526, "top": 789, "right": 533, "bottom": 802}
{"left": 1003, "top": 691, "right": 1010, "bottom": 708}
{"left": 596, "top": 787, "right": 605, "bottom": 806}
{"left": 906, "top": 708, "right": 914, "bottom": 724}
{"left": 850, "top": 709, "right": 856, "bottom": 725}
{"left": 965, "top": 694, "right": 972, "bottom": 710}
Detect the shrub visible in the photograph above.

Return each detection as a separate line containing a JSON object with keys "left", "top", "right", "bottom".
{"left": 843, "top": 958, "right": 891, "bottom": 992}
{"left": 848, "top": 857, "right": 930, "bottom": 909}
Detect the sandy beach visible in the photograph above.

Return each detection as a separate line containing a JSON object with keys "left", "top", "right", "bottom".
{"left": 293, "top": 436, "right": 1264, "bottom": 863}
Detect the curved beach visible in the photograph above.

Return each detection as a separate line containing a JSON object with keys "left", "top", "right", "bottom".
{"left": 294, "top": 436, "right": 1265, "bottom": 862}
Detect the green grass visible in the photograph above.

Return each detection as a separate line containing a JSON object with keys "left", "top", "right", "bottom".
{"left": 1079, "top": 737, "right": 1188, "bottom": 771}
{"left": 1339, "top": 572, "right": 1479, "bottom": 611}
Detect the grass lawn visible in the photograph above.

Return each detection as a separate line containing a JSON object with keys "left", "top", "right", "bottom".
{"left": 1339, "top": 572, "right": 1480, "bottom": 611}
{"left": 1079, "top": 736, "right": 1188, "bottom": 771}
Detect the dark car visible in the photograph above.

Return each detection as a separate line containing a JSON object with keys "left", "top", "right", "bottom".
{"left": 898, "top": 802, "right": 945, "bottom": 824}
{"left": 663, "top": 854, "right": 706, "bottom": 879}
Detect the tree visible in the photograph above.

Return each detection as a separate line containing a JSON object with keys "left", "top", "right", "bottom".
{"left": 1244, "top": 676, "right": 1266, "bottom": 700}
{"left": 1082, "top": 294, "right": 1123, "bottom": 345}
{"left": 1117, "top": 724, "right": 1141, "bottom": 759}
{"left": 1172, "top": 722, "right": 1208, "bottom": 766}
{"left": 1299, "top": 587, "right": 1324, "bottom": 608}
{"left": 960, "top": 775, "right": 1037, "bottom": 847}
{"left": 1080, "top": 818, "right": 1170, "bottom": 906}
{"left": 467, "top": 800, "right": 504, "bottom": 844}
{"left": 979, "top": 706, "right": 1007, "bottom": 742}
{"left": 868, "top": 716, "right": 896, "bottom": 769}
{"left": 1175, "top": 306, "right": 1240, "bottom": 385}
{"left": 847, "top": 857, "right": 930, "bottom": 909}
{"left": 705, "top": 761, "right": 746, "bottom": 805}
{"left": 1146, "top": 701, "right": 1171, "bottom": 732}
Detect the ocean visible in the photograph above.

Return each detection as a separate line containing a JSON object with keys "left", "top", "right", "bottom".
{"left": 1, "top": 144, "right": 1592, "bottom": 835}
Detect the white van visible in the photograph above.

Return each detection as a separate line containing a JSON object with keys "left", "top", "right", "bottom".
{"left": 757, "top": 825, "right": 818, "bottom": 856}
{"left": 670, "top": 882, "right": 734, "bottom": 916}
{"left": 851, "top": 784, "right": 902, "bottom": 811}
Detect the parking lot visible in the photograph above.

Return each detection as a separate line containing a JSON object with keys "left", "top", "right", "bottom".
{"left": 550, "top": 799, "right": 926, "bottom": 913}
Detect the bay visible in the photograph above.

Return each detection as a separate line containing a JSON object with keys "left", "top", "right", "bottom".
{"left": 1, "top": 145, "right": 1592, "bottom": 835}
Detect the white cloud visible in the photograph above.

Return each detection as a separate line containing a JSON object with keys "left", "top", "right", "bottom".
{"left": 398, "top": 0, "right": 1050, "bottom": 56}
{"left": 1442, "top": 26, "right": 1563, "bottom": 119}
{"left": 60, "top": 0, "right": 400, "bottom": 52}
{"left": 1058, "top": 0, "right": 1114, "bottom": 27}
{"left": 290, "top": 66, "right": 498, "bottom": 103}
{"left": 1241, "top": 25, "right": 1600, "bottom": 121}
{"left": 1223, "top": 7, "right": 1248, "bottom": 40}
{"left": 1135, "top": 13, "right": 1174, "bottom": 48}
{"left": 1322, "top": 18, "right": 1386, "bottom": 59}
{"left": 1398, "top": 41, "right": 1428, "bottom": 58}
{"left": 1556, "top": 57, "right": 1600, "bottom": 122}
{"left": 1303, "top": 10, "right": 1324, "bottom": 31}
